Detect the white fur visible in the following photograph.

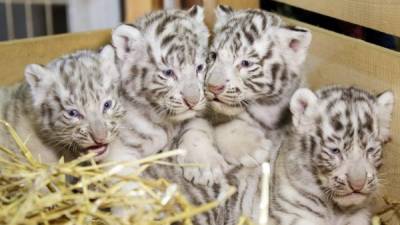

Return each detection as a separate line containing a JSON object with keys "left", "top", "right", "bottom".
{"left": 215, "top": 113, "right": 275, "bottom": 166}
{"left": 376, "top": 91, "right": 394, "bottom": 142}
{"left": 24, "top": 64, "right": 54, "bottom": 106}
{"left": 271, "top": 26, "right": 312, "bottom": 68}
{"left": 177, "top": 118, "right": 230, "bottom": 185}
{"left": 112, "top": 24, "right": 145, "bottom": 61}
{"left": 290, "top": 88, "right": 318, "bottom": 134}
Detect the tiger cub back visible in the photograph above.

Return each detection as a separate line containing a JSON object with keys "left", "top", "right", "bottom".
{"left": 0, "top": 46, "right": 125, "bottom": 163}
{"left": 270, "top": 86, "right": 394, "bottom": 225}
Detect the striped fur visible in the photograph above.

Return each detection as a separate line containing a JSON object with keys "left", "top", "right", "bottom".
{"left": 143, "top": 161, "right": 264, "bottom": 225}
{"left": 207, "top": 6, "right": 311, "bottom": 119}
{"left": 207, "top": 7, "right": 311, "bottom": 169}
{"left": 106, "top": 6, "right": 209, "bottom": 162}
{"left": 0, "top": 46, "right": 125, "bottom": 163}
{"left": 112, "top": 5, "right": 208, "bottom": 123}
{"left": 177, "top": 7, "right": 311, "bottom": 186}
{"left": 155, "top": 7, "right": 312, "bottom": 224}
{"left": 270, "top": 86, "right": 394, "bottom": 225}
{"left": 106, "top": 7, "right": 211, "bottom": 217}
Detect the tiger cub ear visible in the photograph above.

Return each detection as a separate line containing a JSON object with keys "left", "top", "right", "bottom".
{"left": 272, "top": 25, "right": 312, "bottom": 67}
{"left": 375, "top": 91, "right": 395, "bottom": 143}
{"left": 214, "top": 5, "right": 234, "bottom": 30}
{"left": 187, "top": 5, "right": 204, "bottom": 23}
{"left": 100, "top": 44, "right": 115, "bottom": 61}
{"left": 25, "top": 64, "right": 53, "bottom": 104}
{"left": 100, "top": 45, "right": 120, "bottom": 87}
{"left": 112, "top": 24, "right": 144, "bottom": 60}
{"left": 290, "top": 88, "right": 318, "bottom": 133}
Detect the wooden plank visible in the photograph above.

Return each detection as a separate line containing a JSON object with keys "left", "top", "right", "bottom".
{"left": 0, "top": 29, "right": 110, "bottom": 86}
{"left": 203, "top": 0, "right": 218, "bottom": 28}
{"left": 217, "top": 0, "right": 259, "bottom": 9}
{"left": 203, "top": 0, "right": 260, "bottom": 28}
{"left": 283, "top": 17, "right": 400, "bottom": 205}
{"left": 124, "top": 0, "right": 163, "bottom": 22}
{"left": 273, "top": 0, "right": 400, "bottom": 37}
{"left": 182, "top": 0, "right": 203, "bottom": 9}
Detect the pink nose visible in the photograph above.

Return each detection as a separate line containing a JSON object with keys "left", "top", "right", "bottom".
{"left": 183, "top": 98, "right": 198, "bottom": 109}
{"left": 348, "top": 178, "right": 366, "bottom": 192}
{"left": 208, "top": 84, "right": 225, "bottom": 95}
{"left": 90, "top": 133, "right": 107, "bottom": 144}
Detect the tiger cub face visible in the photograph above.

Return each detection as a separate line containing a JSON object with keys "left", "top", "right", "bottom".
{"left": 206, "top": 6, "right": 311, "bottom": 116}
{"left": 25, "top": 46, "right": 125, "bottom": 161}
{"left": 290, "top": 86, "right": 394, "bottom": 207}
{"left": 112, "top": 6, "right": 209, "bottom": 122}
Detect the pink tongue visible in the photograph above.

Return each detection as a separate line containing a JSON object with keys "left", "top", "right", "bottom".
{"left": 87, "top": 145, "right": 107, "bottom": 154}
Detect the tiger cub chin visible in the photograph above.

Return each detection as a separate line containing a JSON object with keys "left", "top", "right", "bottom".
{"left": 0, "top": 46, "right": 125, "bottom": 163}
{"left": 270, "top": 86, "right": 394, "bottom": 225}
{"left": 178, "top": 5, "right": 312, "bottom": 185}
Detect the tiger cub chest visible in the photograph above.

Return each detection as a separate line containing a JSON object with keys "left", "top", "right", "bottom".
{"left": 120, "top": 104, "right": 179, "bottom": 156}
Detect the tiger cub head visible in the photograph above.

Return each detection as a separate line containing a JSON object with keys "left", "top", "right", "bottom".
{"left": 290, "top": 86, "right": 394, "bottom": 208}
{"left": 206, "top": 5, "right": 311, "bottom": 116}
{"left": 25, "top": 46, "right": 125, "bottom": 161}
{"left": 112, "top": 6, "right": 209, "bottom": 122}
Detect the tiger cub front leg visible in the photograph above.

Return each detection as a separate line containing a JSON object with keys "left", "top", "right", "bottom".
{"left": 177, "top": 118, "right": 230, "bottom": 185}
{"left": 215, "top": 115, "right": 274, "bottom": 167}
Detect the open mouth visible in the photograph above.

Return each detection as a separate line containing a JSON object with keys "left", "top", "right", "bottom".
{"left": 213, "top": 97, "right": 222, "bottom": 103}
{"left": 86, "top": 144, "right": 108, "bottom": 156}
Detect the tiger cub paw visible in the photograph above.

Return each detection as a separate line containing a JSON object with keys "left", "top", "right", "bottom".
{"left": 224, "top": 138, "right": 273, "bottom": 167}
{"left": 177, "top": 148, "right": 230, "bottom": 186}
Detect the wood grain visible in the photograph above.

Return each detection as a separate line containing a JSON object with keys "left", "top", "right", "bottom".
{"left": 274, "top": 0, "right": 400, "bottom": 37}
{"left": 124, "top": 0, "right": 162, "bottom": 22}
{"left": 203, "top": 0, "right": 260, "bottom": 28}
{"left": 0, "top": 29, "right": 110, "bottom": 86}
{"left": 217, "top": 0, "right": 259, "bottom": 9}
{"left": 203, "top": 0, "right": 218, "bottom": 28}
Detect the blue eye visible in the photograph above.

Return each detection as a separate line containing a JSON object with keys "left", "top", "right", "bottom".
{"left": 367, "top": 147, "right": 375, "bottom": 154}
{"left": 329, "top": 148, "right": 341, "bottom": 154}
{"left": 103, "top": 100, "right": 112, "bottom": 112}
{"left": 67, "top": 109, "right": 81, "bottom": 118}
{"left": 163, "top": 69, "right": 175, "bottom": 77}
{"left": 196, "top": 64, "right": 204, "bottom": 73}
{"left": 240, "top": 60, "right": 252, "bottom": 67}
{"left": 209, "top": 52, "right": 217, "bottom": 60}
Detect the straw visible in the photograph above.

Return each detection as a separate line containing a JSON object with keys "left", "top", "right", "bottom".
{"left": 0, "top": 120, "right": 235, "bottom": 225}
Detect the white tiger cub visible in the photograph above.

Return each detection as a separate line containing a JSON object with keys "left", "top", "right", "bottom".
{"left": 270, "top": 86, "right": 394, "bottom": 225}
{"left": 0, "top": 46, "right": 125, "bottom": 163}
{"left": 105, "top": 6, "right": 209, "bottom": 218}
{"left": 107, "top": 5, "right": 209, "bottom": 163}
{"left": 179, "top": 5, "right": 312, "bottom": 185}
